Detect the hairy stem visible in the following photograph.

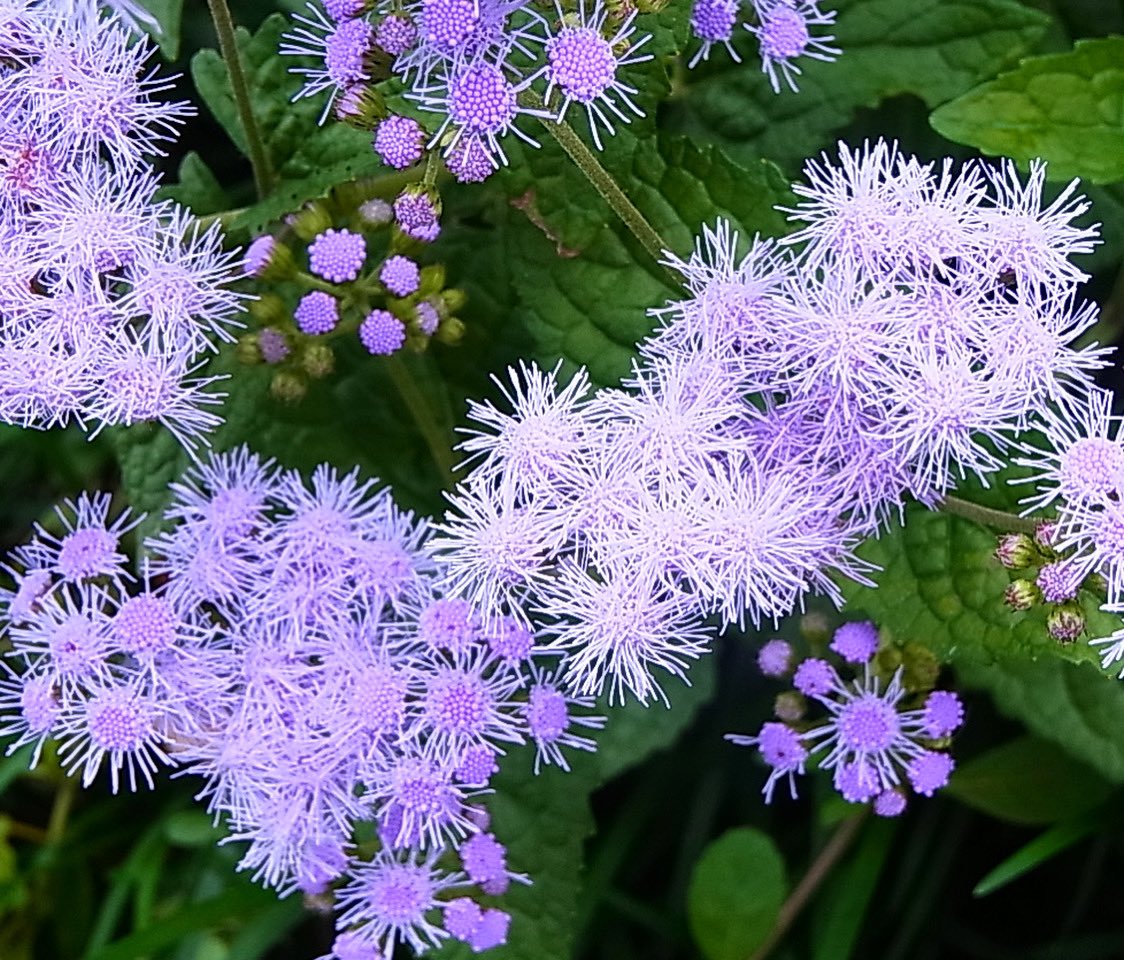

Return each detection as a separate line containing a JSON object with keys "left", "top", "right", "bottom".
{"left": 748, "top": 812, "right": 868, "bottom": 960}
{"left": 937, "top": 494, "right": 1039, "bottom": 535}
{"left": 206, "top": 0, "right": 274, "bottom": 200}
{"left": 385, "top": 355, "right": 457, "bottom": 489}
{"left": 523, "top": 93, "right": 676, "bottom": 281}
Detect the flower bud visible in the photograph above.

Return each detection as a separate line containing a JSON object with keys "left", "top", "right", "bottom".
{"left": 242, "top": 235, "right": 295, "bottom": 280}
{"left": 290, "top": 201, "right": 334, "bottom": 242}
{"left": 270, "top": 370, "right": 307, "bottom": 404}
{"left": 994, "top": 533, "right": 1035, "bottom": 569}
{"left": 302, "top": 343, "right": 335, "bottom": 379}
{"left": 1004, "top": 579, "right": 1041, "bottom": 611}
{"left": 1035, "top": 520, "right": 1059, "bottom": 550}
{"left": 774, "top": 691, "right": 805, "bottom": 723}
{"left": 799, "top": 610, "right": 831, "bottom": 645}
{"left": 249, "top": 292, "right": 288, "bottom": 326}
{"left": 435, "top": 316, "right": 465, "bottom": 345}
{"left": 358, "top": 198, "right": 394, "bottom": 227}
{"left": 1047, "top": 604, "right": 1085, "bottom": 644}
{"left": 235, "top": 333, "right": 262, "bottom": 365}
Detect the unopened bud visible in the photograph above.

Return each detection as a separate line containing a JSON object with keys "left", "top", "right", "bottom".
{"left": 1035, "top": 520, "right": 1059, "bottom": 550}
{"left": 291, "top": 202, "right": 333, "bottom": 242}
{"left": 1047, "top": 604, "right": 1085, "bottom": 644}
{"left": 302, "top": 343, "right": 335, "bottom": 379}
{"left": 440, "top": 287, "right": 467, "bottom": 315}
{"left": 235, "top": 333, "right": 262, "bottom": 365}
{"left": 774, "top": 691, "right": 805, "bottom": 723}
{"left": 1004, "top": 579, "right": 1041, "bottom": 611}
{"left": 242, "top": 235, "right": 295, "bottom": 280}
{"left": 995, "top": 533, "right": 1035, "bottom": 569}
{"left": 434, "top": 316, "right": 465, "bottom": 345}
{"left": 249, "top": 292, "right": 288, "bottom": 326}
{"left": 799, "top": 611, "right": 831, "bottom": 645}
{"left": 358, "top": 198, "right": 394, "bottom": 227}
{"left": 270, "top": 370, "right": 307, "bottom": 404}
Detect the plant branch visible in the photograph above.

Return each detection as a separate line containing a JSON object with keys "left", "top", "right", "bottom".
{"left": 206, "top": 0, "right": 274, "bottom": 200}
{"left": 45, "top": 776, "right": 78, "bottom": 848}
{"left": 937, "top": 494, "right": 1039, "bottom": 535}
{"left": 523, "top": 92, "right": 677, "bottom": 283}
{"left": 748, "top": 811, "right": 868, "bottom": 960}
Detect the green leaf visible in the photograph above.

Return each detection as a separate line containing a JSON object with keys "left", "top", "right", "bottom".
{"left": 158, "top": 153, "right": 231, "bottom": 215}
{"left": 931, "top": 37, "right": 1124, "bottom": 185}
{"left": 190, "top": 14, "right": 385, "bottom": 234}
{"left": 841, "top": 504, "right": 1113, "bottom": 670}
{"left": 957, "top": 657, "right": 1124, "bottom": 784}
{"left": 687, "top": 827, "right": 787, "bottom": 960}
{"left": 139, "top": 0, "right": 184, "bottom": 60}
{"left": 972, "top": 815, "right": 1100, "bottom": 897}
{"left": 946, "top": 736, "right": 1114, "bottom": 824}
{"left": 666, "top": 0, "right": 1050, "bottom": 172}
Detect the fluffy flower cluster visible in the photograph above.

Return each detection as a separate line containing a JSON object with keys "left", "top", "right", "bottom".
{"left": 0, "top": 448, "right": 606, "bottom": 959}
{"left": 0, "top": 1, "right": 246, "bottom": 447}
{"left": 727, "top": 625, "right": 963, "bottom": 815}
{"left": 433, "top": 140, "right": 1104, "bottom": 704}
{"left": 688, "top": 0, "right": 839, "bottom": 92}
{"left": 281, "top": 0, "right": 653, "bottom": 177}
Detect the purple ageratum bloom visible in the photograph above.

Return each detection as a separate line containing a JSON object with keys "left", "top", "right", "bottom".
{"left": 536, "top": 561, "right": 713, "bottom": 704}
{"left": 523, "top": 670, "right": 605, "bottom": 773}
{"left": 793, "top": 657, "right": 833, "bottom": 696}
{"left": 33, "top": 492, "right": 139, "bottom": 587}
{"left": 1015, "top": 389, "right": 1124, "bottom": 516}
{"left": 444, "top": 897, "right": 483, "bottom": 941}
{"left": 688, "top": 0, "right": 741, "bottom": 67}
{"left": 323, "top": 0, "right": 370, "bottom": 20}
{"left": 801, "top": 664, "right": 933, "bottom": 799}
{"left": 907, "top": 750, "right": 955, "bottom": 796}
{"left": 829, "top": 621, "right": 879, "bottom": 664}
{"left": 334, "top": 848, "right": 459, "bottom": 956}
{"left": 756, "top": 638, "right": 792, "bottom": 677}
{"left": 418, "top": 57, "right": 546, "bottom": 170}
{"left": 259, "top": 328, "right": 290, "bottom": 363}
{"left": 376, "top": 13, "right": 417, "bottom": 55}
{"left": 747, "top": 0, "right": 839, "bottom": 94}
{"left": 416, "top": 597, "right": 478, "bottom": 654}
{"left": 359, "top": 309, "right": 407, "bottom": 355}
{"left": 281, "top": 5, "right": 376, "bottom": 122}
{"left": 454, "top": 743, "right": 499, "bottom": 785}
{"left": 726, "top": 721, "right": 808, "bottom": 802}
{"left": 55, "top": 680, "right": 173, "bottom": 792}
{"left": 1037, "top": 560, "right": 1080, "bottom": 603}
{"left": 380, "top": 255, "right": 421, "bottom": 296}
{"left": 873, "top": 789, "right": 907, "bottom": 818}
{"left": 921, "top": 689, "right": 964, "bottom": 739}
{"left": 415, "top": 301, "right": 441, "bottom": 335}
{"left": 543, "top": 0, "right": 652, "bottom": 150}
{"left": 295, "top": 290, "right": 341, "bottom": 335}
{"left": 470, "top": 909, "right": 511, "bottom": 951}
{"left": 243, "top": 235, "right": 277, "bottom": 278}
{"left": 411, "top": 646, "right": 526, "bottom": 762}
{"left": 458, "top": 360, "right": 593, "bottom": 497}
{"left": 374, "top": 115, "right": 426, "bottom": 169}
{"left": 394, "top": 189, "right": 441, "bottom": 242}
{"left": 308, "top": 228, "right": 367, "bottom": 283}
{"left": 445, "top": 134, "right": 495, "bottom": 183}
{"left": 0, "top": 668, "right": 61, "bottom": 767}
{"left": 420, "top": 0, "right": 479, "bottom": 49}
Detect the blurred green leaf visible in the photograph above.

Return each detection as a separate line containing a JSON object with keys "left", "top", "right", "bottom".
{"left": 811, "top": 818, "right": 897, "bottom": 960}
{"left": 947, "top": 736, "right": 1114, "bottom": 824}
{"left": 957, "top": 657, "right": 1124, "bottom": 784}
{"left": 140, "top": 0, "right": 184, "bottom": 60}
{"left": 931, "top": 37, "right": 1124, "bottom": 184}
{"left": 973, "top": 815, "right": 1100, "bottom": 897}
{"left": 666, "top": 0, "right": 1050, "bottom": 172}
{"left": 687, "top": 827, "right": 787, "bottom": 960}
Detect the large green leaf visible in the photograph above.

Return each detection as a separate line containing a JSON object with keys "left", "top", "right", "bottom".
{"left": 138, "top": 0, "right": 184, "bottom": 60}
{"left": 841, "top": 504, "right": 1114, "bottom": 670}
{"left": 931, "top": 37, "right": 1124, "bottom": 185}
{"left": 665, "top": 0, "right": 1050, "bottom": 172}
{"left": 686, "top": 827, "right": 787, "bottom": 960}
{"left": 946, "top": 736, "right": 1114, "bottom": 824}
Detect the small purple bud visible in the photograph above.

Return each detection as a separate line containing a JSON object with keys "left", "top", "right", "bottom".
{"left": 1004, "top": 579, "right": 1041, "bottom": 611}
{"left": 359, "top": 309, "right": 406, "bottom": 355}
{"left": 921, "top": 690, "right": 964, "bottom": 738}
{"left": 756, "top": 638, "right": 792, "bottom": 677}
{"left": 907, "top": 751, "right": 954, "bottom": 796}
{"left": 793, "top": 657, "right": 834, "bottom": 697}
{"left": 995, "top": 533, "right": 1036, "bottom": 570}
{"left": 1037, "top": 561, "right": 1079, "bottom": 604}
{"left": 1047, "top": 604, "right": 1085, "bottom": 644}
{"left": 380, "top": 255, "right": 420, "bottom": 296}
{"left": 829, "top": 620, "right": 879, "bottom": 664}
{"left": 294, "top": 290, "right": 340, "bottom": 335}
{"left": 873, "top": 790, "right": 907, "bottom": 818}
{"left": 374, "top": 115, "right": 425, "bottom": 169}
{"left": 308, "top": 228, "right": 366, "bottom": 283}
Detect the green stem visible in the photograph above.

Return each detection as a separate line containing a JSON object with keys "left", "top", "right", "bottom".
{"left": 748, "top": 812, "right": 868, "bottom": 960}
{"left": 385, "top": 355, "right": 457, "bottom": 489}
{"left": 937, "top": 494, "right": 1039, "bottom": 535}
{"left": 45, "top": 776, "right": 78, "bottom": 848}
{"left": 206, "top": 0, "right": 274, "bottom": 200}
{"left": 523, "top": 92, "right": 676, "bottom": 281}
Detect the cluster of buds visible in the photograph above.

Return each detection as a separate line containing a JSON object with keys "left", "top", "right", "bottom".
{"left": 237, "top": 183, "right": 465, "bottom": 403}
{"left": 728, "top": 619, "right": 962, "bottom": 818}
{"left": 996, "top": 523, "right": 1094, "bottom": 644}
